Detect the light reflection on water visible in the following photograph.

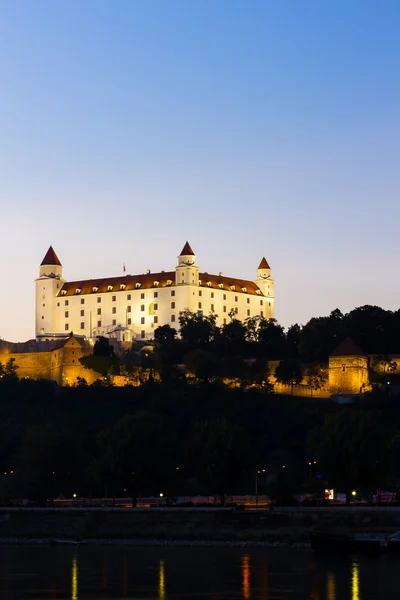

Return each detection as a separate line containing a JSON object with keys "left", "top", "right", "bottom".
{"left": 0, "top": 545, "right": 400, "bottom": 599}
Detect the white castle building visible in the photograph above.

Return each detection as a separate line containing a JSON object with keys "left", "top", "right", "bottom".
{"left": 35, "top": 243, "right": 274, "bottom": 342}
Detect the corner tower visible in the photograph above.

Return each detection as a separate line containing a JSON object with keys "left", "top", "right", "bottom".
{"left": 175, "top": 241, "right": 199, "bottom": 286}
{"left": 255, "top": 257, "right": 274, "bottom": 318}
{"left": 35, "top": 246, "right": 64, "bottom": 340}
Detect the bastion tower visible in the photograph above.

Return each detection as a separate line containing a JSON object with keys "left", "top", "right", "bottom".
{"left": 255, "top": 257, "right": 275, "bottom": 316}
{"left": 35, "top": 246, "right": 64, "bottom": 340}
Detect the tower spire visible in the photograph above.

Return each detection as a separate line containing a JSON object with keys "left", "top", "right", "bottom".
{"left": 41, "top": 246, "right": 62, "bottom": 266}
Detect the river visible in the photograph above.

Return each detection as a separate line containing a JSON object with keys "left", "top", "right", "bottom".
{"left": 0, "top": 544, "right": 397, "bottom": 598}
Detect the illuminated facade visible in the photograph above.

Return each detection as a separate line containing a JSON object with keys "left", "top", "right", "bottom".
{"left": 35, "top": 243, "right": 274, "bottom": 342}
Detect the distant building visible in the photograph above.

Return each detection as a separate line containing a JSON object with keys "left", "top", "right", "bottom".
{"left": 328, "top": 337, "right": 369, "bottom": 396}
{"left": 35, "top": 243, "right": 275, "bottom": 342}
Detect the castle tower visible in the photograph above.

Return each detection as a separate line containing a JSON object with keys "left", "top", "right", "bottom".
{"left": 35, "top": 246, "right": 64, "bottom": 340}
{"left": 255, "top": 257, "right": 274, "bottom": 318}
{"left": 175, "top": 241, "right": 199, "bottom": 286}
{"left": 329, "top": 338, "right": 369, "bottom": 396}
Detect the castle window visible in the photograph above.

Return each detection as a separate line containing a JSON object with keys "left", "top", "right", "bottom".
{"left": 141, "top": 305, "right": 145, "bottom": 311}
{"left": 223, "top": 294, "right": 226, "bottom": 300}
{"left": 211, "top": 304, "right": 214, "bottom": 311}
{"left": 235, "top": 296, "right": 238, "bottom": 302}
{"left": 65, "top": 324, "right": 69, "bottom": 331}
{"left": 198, "top": 302, "right": 202, "bottom": 309}
{"left": 141, "top": 317, "right": 145, "bottom": 325}
{"left": 65, "top": 300, "right": 69, "bottom": 306}
{"left": 41, "top": 316, "right": 44, "bottom": 319}
{"left": 80, "top": 322, "right": 84, "bottom": 329}
{"left": 269, "top": 302, "right": 271, "bottom": 306}
{"left": 154, "top": 316, "right": 158, "bottom": 324}
{"left": 171, "top": 290, "right": 175, "bottom": 296}
{"left": 127, "top": 306, "right": 131, "bottom": 313}
{"left": 112, "top": 295, "right": 116, "bottom": 302}
{"left": 136, "top": 282, "right": 141, "bottom": 288}
{"left": 342, "top": 365, "right": 346, "bottom": 373}
{"left": 247, "top": 298, "right": 250, "bottom": 304}
{"left": 110, "top": 307, "right": 115, "bottom": 314}
{"left": 242, "top": 287, "right": 247, "bottom": 293}
{"left": 260, "top": 300, "right": 263, "bottom": 306}
{"left": 65, "top": 311, "right": 69, "bottom": 318}
{"left": 93, "top": 287, "right": 98, "bottom": 293}
{"left": 80, "top": 310, "right": 84, "bottom": 317}
{"left": 43, "top": 303, "right": 45, "bottom": 307}
{"left": 223, "top": 306, "right": 227, "bottom": 313}
{"left": 207, "top": 282, "right": 212, "bottom": 287}
{"left": 219, "top": 284, "right": 223, "bottom": 289}
{"left": 127, "top": 318, "right": 132, "bottom": 325}
{"left": 120, "top": 284, "right": 126, "bottom": 290}
{"left": 223, "top": 318, "right": 227, "bottom": 325}
{"left": 61, "top": 290, "right": 66, "bottom": 295}
{"left": 75, "top": 289, "right": 81, "bottom": 294}
{"left": 154, "top": 291, "right": 158, "bottom": 298}
{"left": 171, "top": 302, "right": 175, "bottom": 309}
{"left": 256, "top": 290, "right": 261, "bottom": 295}
{"left": 112, "top": 319, "right": 116, "bottom": 326}
{"left": 235, "top": 307, "right": 238, "bottom": 314}
{"left": 154, "top": 282, "right": 159, "bottom": 288}
{"left": 171, "top": 315, "right": 176, "bottom": 322}
{"left": 81, "top": 299, "right": 84, "bottom": 304}
{"left": 97, "top": 297, "right": 101, "bottom": 303}
{"left": 260, "top": 311, "right": 263, "bottom": 318}
{"left": 247, "top": 309, "right": 250, "bottom": 316}
{"left": 140, "top": 293, "right": 144, "bottom": 299}
{"left": 231, "top": 286, "right": 235, "bottom": 291}
{"left": 141, "top": 330, "right": 145, "bottom": 339}
{"left": 199, "top": 291, "right": 202, "bottom": 297}
{"left": 211, "top": 292, "right": 214, "bottom": 298}
{"left": 154, "top": 303, "right": 158, "bottom": 311}
{"left": 108, "top": 286, "right": 113, "bottom": 291}
{"left": 97, "top": 308, "right": 101, "bottom": 315}
{"left": 127, "top": 294, "right": 131, "bottom": 300}
{"left": 72, "top": 359, "right": 75, "bottom": 363}
{"left": 97, "top": 320, "right": 101, "bottom": 327}
{"left": 167, "top": 280, "right": 172, "bottom": 286}
{"left": 199, "top": 280, "right": 202, "bottom": 286}
{"left": 57, "top": 302, "right": 60, "bottom": 307}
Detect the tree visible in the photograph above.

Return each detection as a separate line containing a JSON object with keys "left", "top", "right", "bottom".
{"left": 275, "top": 359, "right": 302, "bottom": 394}
{"left": 305, "top": 364, "right": 328, "bottom": 398}
{"left": 80, "top": 336, "right": 120, "bottom": 377}
{"left": 178, "top": 310, "right": 218, "bottom": 347}
{"left": 93, "top": 336, "right": 115, "bottom": 358}
{"left": 257, "top": 319, "right": 287, "bottom": 359}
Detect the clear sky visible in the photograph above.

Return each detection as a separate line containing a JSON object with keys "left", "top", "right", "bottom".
{"left": 1, "top": 0, "right": 400, "bottom": 341}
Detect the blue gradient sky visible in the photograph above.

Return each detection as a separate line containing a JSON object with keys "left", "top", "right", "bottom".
{"left": 1, "top": 1, "right": 400, "bottom": 341}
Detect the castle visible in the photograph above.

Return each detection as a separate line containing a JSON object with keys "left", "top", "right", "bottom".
{"left": 35, "top": 243, "right": 275, "bottom": 343}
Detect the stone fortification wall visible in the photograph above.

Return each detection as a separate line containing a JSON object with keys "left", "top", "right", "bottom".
{"left": 329, "top": 355, "right": 368, "bottom": 395}
{"left": 0, "top": 350, "right": 52, "bottom": 380}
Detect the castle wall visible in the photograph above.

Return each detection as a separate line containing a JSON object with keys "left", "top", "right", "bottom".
{"left": 328, "top": 355, "right": 369, "bottom": 395}
{"left": 0, "top": 350, "right": 52, "bottom": 380}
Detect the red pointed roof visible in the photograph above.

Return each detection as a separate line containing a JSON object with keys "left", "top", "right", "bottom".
{"left": 258, "top": 257, "right": 270, "bottom": 269}
{"left": 41, "top": 246, "right": 62, "bottom": 266}
{"left": 330, "top": 337, "right": 366, "bottom": 357}
{"left": 179, "top": 241, "right": 195, "bottom": 256}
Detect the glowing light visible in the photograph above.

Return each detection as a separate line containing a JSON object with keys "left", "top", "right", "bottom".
{"left": 351, "top": 491, "right": 356, "bottom": 496}
{"left": 241, "top": 554, "right": 251, "bottom": 599}
{"left": 352, "top": 561, "right": 359, "bottom": 600}
{"left": 72, "top": 555, "right": 78, "bottom": 600}
{"left": 159, "top": 559, "right": 165, "bottom": 599}
{"left": 73, "top": 493, "right": 77, "bottom": 498}
{"left": 159, "top": 493, "right": 164, "bottom": 497}
{"left": 327, "top": 572, "right": 336, "bottom": 600}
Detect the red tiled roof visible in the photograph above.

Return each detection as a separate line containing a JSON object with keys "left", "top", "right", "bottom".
{"left": 41, "top": 246, "right": 62, "bottom": 266}
{"left": 59, "top": 271, "right": 264, "bottom": 297}
{"left": 330, "top": 337, "right": 366, "bottom": 357}
{"left": 180, "top": 241, "right": 195, "bottom": 256}
{"left": 258, "top": 257, "right": 270, "bottom": 269}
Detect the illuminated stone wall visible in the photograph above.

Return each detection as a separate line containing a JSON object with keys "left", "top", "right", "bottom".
{"left": 328, "top": 355, "right": 369, "bottom": 395}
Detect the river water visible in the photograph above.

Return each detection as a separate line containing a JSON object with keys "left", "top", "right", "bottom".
{"left": 0, "top": 544, "right": 397, "bottom": 599}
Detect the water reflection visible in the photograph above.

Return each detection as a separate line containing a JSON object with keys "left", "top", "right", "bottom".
{"left": 327, "top": 572, "right": 336, "bottom": 600}
{"left": 241, "top": 554, "right": 251, "bottom": 599}
{"left": 352, "top": 561, "right": 360, "bottom": 600}
{"left": 159, "top": 558, "right": 166, "bottom": 599}
{"left": 71, "top": 555, "right": 78, "bottom": 600}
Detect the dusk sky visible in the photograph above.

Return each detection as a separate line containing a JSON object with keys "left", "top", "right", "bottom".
{"left": 1, "top": 1, "right": 400, "bottom": 342}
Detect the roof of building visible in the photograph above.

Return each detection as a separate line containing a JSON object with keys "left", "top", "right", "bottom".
{"left": 258, "top": 257, "right": 270, "bottom": 269}
{"left": 330, "top": 337, "right": 366, "bottom": 357}
{"left": 179, "top": 241, "right": 195, "bottom": 256}
{"left": 58, "top": 271, "right": 265, "bottom": 297}
{"left": 41, "top": 246, "right": 62, "bottom": 266}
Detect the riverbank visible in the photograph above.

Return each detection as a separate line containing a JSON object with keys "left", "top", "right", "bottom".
{"left": 0, "top": 507, "right": 399, "bottom": 545}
